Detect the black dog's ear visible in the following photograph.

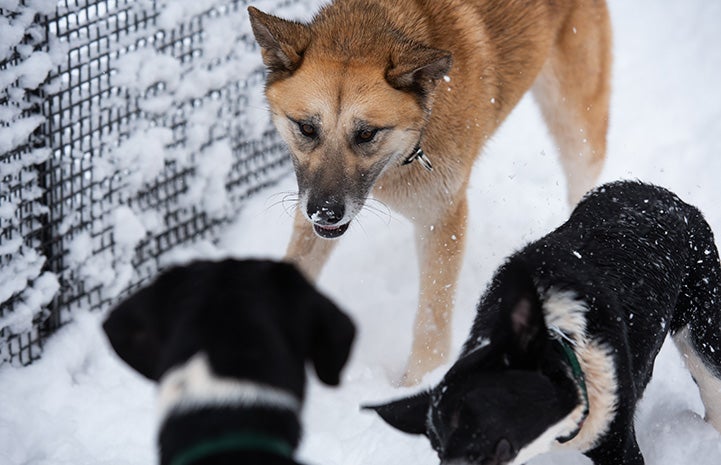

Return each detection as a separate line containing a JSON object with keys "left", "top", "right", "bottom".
{"left": 497, "top": 261, "right": 547, "bottom": 362}
{"left": 310, "top": 295, "right": 356, "bottom": 385}
{"left": 272, "top": 262, "right": 356, "bottom": 386}
{"left": 248, "top": 7, "right": 311, "bottom": 79}
{"left": 363, "top": 392, "right": 431, "bottom": 435}
{"left": 102, "top": 264, "right": 200, "bottom": 380}
{"left": 103, "top": 284, "right": 166, "bottom": 380}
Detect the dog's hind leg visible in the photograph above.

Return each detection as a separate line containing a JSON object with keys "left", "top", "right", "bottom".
{"left": 286, "top": 210, "right": 339, "bottom": 281}
{"left": 673, "top": 327, "right": 721, "bottom": 432}
{"left": 532, "top": 1, "right": 612, "bottom": 205}
{"left": 671, "top": 212, "right": 721, "bottom": 433}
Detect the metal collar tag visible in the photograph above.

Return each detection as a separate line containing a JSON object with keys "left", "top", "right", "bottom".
{"left": 403, "top": 144, "right": 433, "bottom": 172}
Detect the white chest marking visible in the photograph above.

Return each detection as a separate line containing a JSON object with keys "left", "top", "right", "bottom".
{"left": 157, "top": 352, "right": 301, "bottom": 421}
{"left": 516, "top": 290, "right": 619, "bottom": 459}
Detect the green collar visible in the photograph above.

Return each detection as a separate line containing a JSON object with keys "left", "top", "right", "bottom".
{"left": 550, "top": 328, "right": 590, "bottom": 443}
{"left": 169, "top": 431, "right": 294, "bottom": 465}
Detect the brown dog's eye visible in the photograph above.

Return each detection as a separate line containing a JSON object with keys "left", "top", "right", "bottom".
{"left": 299, "top": 123, "right": 317, "bottom": 138}
{"left": 356, "top": 128, "right": 378, "bottom": 144}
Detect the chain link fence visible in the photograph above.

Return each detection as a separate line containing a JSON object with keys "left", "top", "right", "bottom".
{"left": 1, "top": 0, "right": 301, "bottom": 365}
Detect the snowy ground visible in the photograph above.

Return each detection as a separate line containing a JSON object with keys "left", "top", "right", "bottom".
{"left": 2, "top": 0, "right": 721, "bottom": 464}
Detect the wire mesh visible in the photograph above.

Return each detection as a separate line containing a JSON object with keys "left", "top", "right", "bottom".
{"left": 0, "top": 0, "right": 296, "bottom": 365}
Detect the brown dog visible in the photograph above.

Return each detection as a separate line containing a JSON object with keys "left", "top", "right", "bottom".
{"left": 248, "top": 0, "right": 611, "bottom": 384}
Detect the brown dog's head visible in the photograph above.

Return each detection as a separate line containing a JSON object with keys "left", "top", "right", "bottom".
{"left": 248, "top": 5, "right": 452, "bottom": 239}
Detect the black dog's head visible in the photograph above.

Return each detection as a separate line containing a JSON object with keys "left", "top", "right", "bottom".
{"left": 102, "top": 259, "right": 356, "bottom": 399}
{"left": 366, "top": 263, "right": 582, "bottom": 465}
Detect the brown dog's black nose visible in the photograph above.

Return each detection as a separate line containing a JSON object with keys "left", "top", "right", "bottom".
{"left": 307, "top": 200, "right": 345, "bottom": 225}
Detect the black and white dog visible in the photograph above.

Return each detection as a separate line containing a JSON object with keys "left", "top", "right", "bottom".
{"left": 367, "top": 181, "right": 721, "bottom": 465}
{"left": 103, "top": 259, "right": 355, "bottom": 465}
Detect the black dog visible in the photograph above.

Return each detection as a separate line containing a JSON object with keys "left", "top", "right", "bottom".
{"left": 367, "top": 181, "right": 721, "bottom": 465}
{"left": 103, "top": 259, "right": 355, "bottom": 465}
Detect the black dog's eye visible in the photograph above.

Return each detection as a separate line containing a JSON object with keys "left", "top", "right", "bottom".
{"left": 355, "top": 128, "right": 378, "bottom": 144}
{"left": 298, "top": 122, "right": 317, "bottom": 138}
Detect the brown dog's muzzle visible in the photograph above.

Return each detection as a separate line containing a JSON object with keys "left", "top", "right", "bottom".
{"left": 306, "top": 196, "right": 350, "bottom": 239}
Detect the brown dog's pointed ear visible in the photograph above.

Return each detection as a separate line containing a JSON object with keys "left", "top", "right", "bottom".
{"left": 386, "top": 44, "right": 452, "bottom": 98}
{"left": 363, "top": 391, "right": 431, "bottom": 436}
{"left": 248, "top": 7, "right": 311, "bottom": 77}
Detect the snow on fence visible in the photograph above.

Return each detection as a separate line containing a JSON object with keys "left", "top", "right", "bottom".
{"left": 0, "top": 0, "right": 302, "bottom": 366}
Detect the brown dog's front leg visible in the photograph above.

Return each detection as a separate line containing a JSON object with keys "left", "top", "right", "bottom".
{"left": 286, "top": 209, "right": 339, "bottom": 282}
{"left": 402, "top": 195, "right": 468, "bottom": 386}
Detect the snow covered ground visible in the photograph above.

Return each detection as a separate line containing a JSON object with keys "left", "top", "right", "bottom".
{"left": 2, "top": 0, "right": 721, "bottom": 464}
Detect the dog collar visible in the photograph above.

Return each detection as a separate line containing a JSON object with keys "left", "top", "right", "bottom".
{"left": 168, "top": 431, "right": 294, "bottom": 465}
{"left": 549, "top": 329, "right": 589, "bottom": 443}
{"left": 402, "top": 143, "right": 434, "bottom": 172}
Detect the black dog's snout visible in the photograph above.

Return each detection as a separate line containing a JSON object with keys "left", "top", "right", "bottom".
{"left": 307, "top": 200, "right": 345, "bottom": 225}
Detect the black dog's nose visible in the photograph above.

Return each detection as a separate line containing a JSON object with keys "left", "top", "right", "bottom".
{"left": 307, "top": 200, "right": 345, "bottom": 225}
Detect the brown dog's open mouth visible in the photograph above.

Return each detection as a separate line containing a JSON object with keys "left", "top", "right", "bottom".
{"left": 313, "top": 222, "right": 350, "bottom": 239}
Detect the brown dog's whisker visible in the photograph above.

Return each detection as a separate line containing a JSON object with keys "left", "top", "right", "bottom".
{"left": 280, "top": 200, "right": 300, "bottom": 219}
{"left": 261, "top": 192, "right": 300, "bottom": 220}
{"left": 264, "top": 191, "right": 299, "bottom": 209}
{"left": 352, "top": 216, "right": 369, "bottom": 236}
{"left": 359, "top": 198, "right": 393, "bottom": 225}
